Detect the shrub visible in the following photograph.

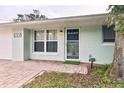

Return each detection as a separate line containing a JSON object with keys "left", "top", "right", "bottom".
{"left": 80, "top": 77, "right": 84, "bottom": 84}
{"left": 94, "top": 85, "right": 100, "bottom": 88}
{"left": 95, "top": 64, "right": 110, "bottom": 76}
{"left": 100, "top": 64, "right": 109, "bottom": 71}
{"left": 102, "top": 76, "right": 112, "bottom": 84}
{"left": 116, "top": 83, "right": 124, "bottom": 88}
{"left": 95, "top": 68, "right": 104, "bottom": 76}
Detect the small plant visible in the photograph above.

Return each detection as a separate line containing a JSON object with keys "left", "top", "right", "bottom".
{"left": 100, "top": 84, "right": 106, "bottom": 88}
{"left": 100, "top": 64, "right": 109, "bottom": 71}
{"left": 95, "top": 69, "right": 104, "bottom": 76}
{"left": 94, "top": 85, "right": 100, "bottom": 88}
{"left": 116, "top": 83, "right": 124, "bottom": 88}
{"left": 80, "top": 77, "right": 84, "bottom": 84}
{"left": 102, "top": 76, "right": 112, "bottom": 84}
{"left": 112, "top": 80, "right": 116, "bottom": 84}
{"left": 95, "top": 64, "right": 110, "bottom": 76}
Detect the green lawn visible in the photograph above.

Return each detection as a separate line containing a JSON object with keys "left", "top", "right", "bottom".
{"left": 22, "top": 65, "right": 124, "bottom": 88}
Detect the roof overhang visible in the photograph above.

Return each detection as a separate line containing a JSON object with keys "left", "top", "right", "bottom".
{"left": 0, "top": 13, "right": 108, "bottom": 29}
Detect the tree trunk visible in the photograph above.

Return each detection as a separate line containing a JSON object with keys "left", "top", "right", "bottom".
{"left": 105, "top": 32, "right": 124, "bottom": 78}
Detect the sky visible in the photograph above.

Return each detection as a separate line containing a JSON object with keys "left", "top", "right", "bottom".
{"left": 0, "top": 5, "right": 108, "bottom": 23}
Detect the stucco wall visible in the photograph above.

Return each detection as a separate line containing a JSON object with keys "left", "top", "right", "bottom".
{"left": 24, "top": 29, "right": 31, "bottom": 60}
{"left": 28, "top": 25, "right": 114, "bottom": 64}
{"left": 0, "top": 28, "right": 12, "bottom": 60}
{"left": 0, "top": 25, "right": 114, "bottom": 64}
{"left": 80, "top": 26, "right": 115, "bottom": 64}
{"left": 0, "top": 14, "right": 114, "bottom": 64}
{"left": 12, "top": 28, "right": 24, "bottom": 61}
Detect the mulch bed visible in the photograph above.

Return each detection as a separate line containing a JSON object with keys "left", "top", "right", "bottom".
{"left": 22, "top": 67, "right": 124, "bottom": 88}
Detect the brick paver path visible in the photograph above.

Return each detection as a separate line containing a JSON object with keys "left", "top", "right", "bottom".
{"left": 0, "top": 60, "right": 88, "bottom": 88}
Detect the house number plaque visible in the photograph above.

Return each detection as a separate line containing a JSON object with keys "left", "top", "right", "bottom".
{"left": 14, "top": 33, "right": 22, "bottom": 38}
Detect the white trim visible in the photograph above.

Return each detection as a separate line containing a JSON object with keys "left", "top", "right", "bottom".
{"left": 34, "top": 40, "right": 44, "bottom": 42}
{"left": 65, "top": 59, "right": 80, "bottom": 61}
{"left": 102, "top": 42, "right": 115, "bottom": 46}
{"left": 32, "top": 30, "right": 45, "bottom": 53}
{"left": 44, "top": 30, "right": 46, "bottom": 52}
{"left": 65, "top": 28, "right": 80, "bottom": 61}
{"left": 32, "top": 52, "right": 58, "bottom": 55}
{"left": 0, "top": 13, "right": 107, "bottom": 27}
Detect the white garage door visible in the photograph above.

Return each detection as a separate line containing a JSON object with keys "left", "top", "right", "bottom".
{"left": 0, "top": 29, "right": 12, "bottom": 60}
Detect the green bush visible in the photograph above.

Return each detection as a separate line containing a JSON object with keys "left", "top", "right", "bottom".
{"left": 95, "top": 69, "right": 104, "bottom": 76}
{"left": 95, "top": 64, "right": 110, "bottom": 76}
{"left": 102, "top": 76, "right": 112, "bottom": 84}
{"left": 80, "top": 77, "right": 84, "bottom": 84}
{"left": 114, "top": 81, "right": 124, "bottom": 88}
{"left": 116, "top": 83, "right": 124, "bottom": 88}
{"left": 94, "top": 85, "right": 100, "bottom": 88}
{"left": 100, "top": 64, "right": 109, "bottom": 71}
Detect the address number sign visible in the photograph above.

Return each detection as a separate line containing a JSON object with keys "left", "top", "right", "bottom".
{"left": 14, "top": 33, "right": 22, "bottom": 38}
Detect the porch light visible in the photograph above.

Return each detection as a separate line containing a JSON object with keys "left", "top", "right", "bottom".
{"left": 60, "top": 30, "right": 63, "bottom": 32}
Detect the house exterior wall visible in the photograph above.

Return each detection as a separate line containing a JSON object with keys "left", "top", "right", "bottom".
{"left": 0, "top": 28, "right": 12, "bottom": 60}
{"left": 28, "top": 25, "right": 114, "bottom": 64}
{"left": 24, "top": 29, "right": 31, "bottom": 60}
{"left": 80, "top": 25, "right": 115, "bottom": 64}
{"left": 12, "top": 28, "right": 24, "bottom": 61}
{"left": 0, "top": 17, "right": 114, "bottom": 64}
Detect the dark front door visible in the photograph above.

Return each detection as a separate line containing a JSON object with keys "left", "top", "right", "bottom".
{"left": 67, "top": 29, "right": 79, "bottom": 59}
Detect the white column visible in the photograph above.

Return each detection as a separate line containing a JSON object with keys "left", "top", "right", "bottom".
{"left": 12, "top": 28, "right": 24, "bottom": 61}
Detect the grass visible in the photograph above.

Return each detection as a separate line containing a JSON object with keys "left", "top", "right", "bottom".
{"left": 22, "top": 64, "right": 124, "bottom": 88}
{"left": 64, "top": 60, "right": 80, "bottom": 65}
{"left": 95, "top": 64, "right": 109, "bottom": 76}
{"left": 23, "top": 72, "right": 77, "bottom": 88}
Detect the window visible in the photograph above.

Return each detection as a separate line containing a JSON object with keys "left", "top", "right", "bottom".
{"left": 46, "top": 42, "right": 57, "bottom": 52}
{"left": 102, "top": 25, "right": 115, "bottom": 42}
{"left": 33, "top": 29, "right": 58, "bottom": 52}
{"left": 47, "top": 30, "right": 57, "bottom": 40}
{"left": 35, "top": 31, "right": 44, "bottom": 40}
{"left": 46, "top": 30, "right": 57, "bottom": 52}
{"left": 34, "top": 31, "right": 44, "bottom": 52}
{"left": 34, "top": 42, "right": 44, "bottom": 52}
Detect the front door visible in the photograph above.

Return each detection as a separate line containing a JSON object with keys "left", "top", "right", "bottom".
{"left": 66, "top": 29, "right": 79, "bottom": 60}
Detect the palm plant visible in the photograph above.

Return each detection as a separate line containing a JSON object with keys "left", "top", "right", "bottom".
{"left": 13, "top": 9, "right": 48, "bottom": 22}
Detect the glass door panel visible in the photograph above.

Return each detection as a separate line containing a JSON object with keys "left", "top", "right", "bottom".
{"left": 67, "top": 29, "right": 79, "bottom": 59}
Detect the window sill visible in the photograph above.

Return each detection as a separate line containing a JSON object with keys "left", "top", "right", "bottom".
{"left": 32, "top": 52, "right": 58, "bottom": 55}
{"left": 102, "top": 42, "right": 115, "bottom": 46}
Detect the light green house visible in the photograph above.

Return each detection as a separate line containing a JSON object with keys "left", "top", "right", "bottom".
{"left": 0, "top": 13, "right": 115, "bottom": 64}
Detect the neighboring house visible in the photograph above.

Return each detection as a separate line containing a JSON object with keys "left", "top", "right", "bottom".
{"left": 0, "top": 13, "right": 115, "bottom": 64}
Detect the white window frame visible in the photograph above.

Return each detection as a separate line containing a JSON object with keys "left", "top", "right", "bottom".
{"left": 32, "top": 29, "right": 58, "bottom": 53}
{"left": 102, "top": 42, "right": 115, "bottom": 46}
{"left": 46, "top": 29, "right": 58, "bottom": 52}
{"left": 33, "top": 30, "right": 45, "bottom": 52}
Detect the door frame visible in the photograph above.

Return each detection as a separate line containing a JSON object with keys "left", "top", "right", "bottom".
{"left": 65, "top": 27, "right": 80, "bottom": 61}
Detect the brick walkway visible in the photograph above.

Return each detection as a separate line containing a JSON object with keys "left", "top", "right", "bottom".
{"left": 0, "top": 60, "right": 88, "bottom": 88}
